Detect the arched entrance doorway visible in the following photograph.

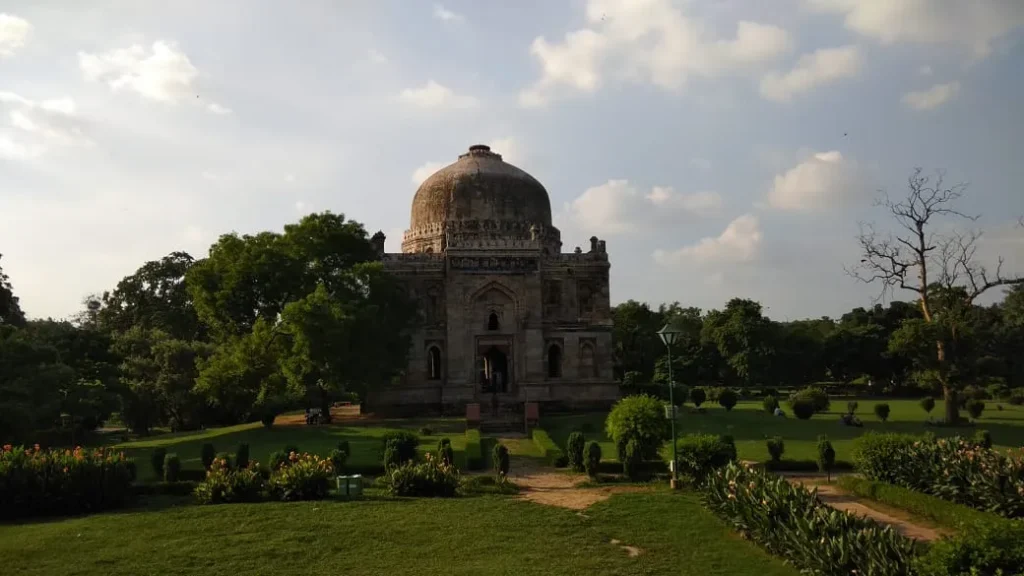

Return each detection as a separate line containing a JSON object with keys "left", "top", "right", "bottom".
{"left": 481, "top": 346, "right": 509, "bottom": 393}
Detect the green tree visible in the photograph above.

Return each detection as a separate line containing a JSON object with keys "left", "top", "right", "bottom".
{"left": 96, "top": 252, "right": 204, "bottom": 340}
{"left": 852, "top": 169, "right": 1024, "bottom": 423}
{"left": 701, "top": 299, "right": 777, "bottom": 387}
{"left": 612, "top": 300, "right": 670, "bottom": 382}
{"left": 0, "top": 253, "right": 25, "bottom": 327}
{"left": 0, "top": 326, "right": 75, "bottom": 441}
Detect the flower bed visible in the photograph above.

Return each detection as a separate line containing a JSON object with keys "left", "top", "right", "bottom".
{"left": 1, "top": 444, "right": 134, "bottom": 520}
{"left": 194, "top": 452, "right": 334, "bottom": 505}
{"left": 386, "top": 453, "right": 459, "bottom": 497}
{"left": 702, "top": 462, "right": 916, "bottom": 576}
{"left": 853, "top": 433, "right": 1024, "bottom": 518}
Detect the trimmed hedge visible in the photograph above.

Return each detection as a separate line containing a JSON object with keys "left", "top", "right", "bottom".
{"left": 916, "top": 520, "right": 1024, "bottom": 576}
{"left": 836, "top": 476, "right": 999, "bottom": 532}
{"left": 465, "top": 429, "right": 484, "bottom": 471}
{"left": 531, "top": 428, "right": 567, "bottom": 467}
{"left": 761, "top": 459, "right": 854, "bottom": 473}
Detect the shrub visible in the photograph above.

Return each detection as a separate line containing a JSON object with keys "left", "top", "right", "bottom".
{"left": 973, "top": 429, "right": 992, "bottom": 449}
{"left": 492, "top": 444, "right": 510, "bottom": 476}
{"left": 920, "top": 396, "right": 936, "bottom": 414}
{"left": 267, "top": 453, "right": 334, "bottom": 501}
{"left": 675, "top": 434, "right": 736, "bottom": 479}
{"left": 766, "top": 436, "right": 785, "bottom": 463}
{"left": 151, "top": 447, "right": 167, "bottom": 478}
{"left": 381, "top": 431, "right": 418, "bottom": 465}
{"left": 419, "top": 426, "right": 433, "bottom": 436}
{"left": 584, "top": 441, "right": 602, "bottom": 478}
{"left": 283, "top": 444, "right": 299, "bottom": 456}
{"left": 530, "top": 428, "right": 566, "bottom": 467}
{"left": 267, "top": 450, "right": 288, "bottom": 471}
{"left": 622, "top": 437, "right": 643, "bottom": 480}
{"left": 966, "top": 399, "right": 985, "bottom": 420}
{"left": 329, "top": 448, "right": 348, "bottom": 474}
{"left": 987, "top": 382, "right": 1010, "bottom": 401}
{"left": 915, "top": 520, "right": 1024, "bottom": 576}
{"left": 566, "top": 432, "right": 586, "bottom": 472}
{"left": 788, "top": 387, "right": 829, "bottom": 413}
{"left": 762, "top": 395, "right": 779, "bottom": 413}
{"left": 436, "top": 438, "right": 451, "bottom": 452}
{"left": 853, "top": 433, "right": 1024, "bottom": 518}
{"left": 383, "top": 445, "right": 401, "bottom": 471}
{"left": 605, "top": 395, "right": 670, "bottom": 463}
{"left": 260, "top": 413, "right": 276, "bottom": 428}
{"left": 672, "top": 385, "right": 690, "bottom": 407}
{"left": 235, "top": 443, "right": 250, "bottom": 469}
{"left": 690, "top": 387, "right": 706, "bottom": 408}
{"left": 215, "top": 452, "right": 233, "bottom": 469}
{"left": 437, "top": 440, "right": 454, "bottom": 467}
{"left": 200, "top": 443, "right": 216, "bottom": 470}
{"left": 0, "top": 445, "right": 134, "bottom": 520}
{"left": 194, "top": 457, "right": 266, "bottom": 504}
{"left": 460, "top": 474, "right": 518, "bottom": 495}
{"left": 701, "top": 463, "right": 916, "bottom": 576}
{"left": 790, "top": 398, "right": 815, "bottom": 420}
{"left": 874, "top": 403, "right": 891, "bottom": 422}
{"left": 1010, "top": 389, "right": 1024, "bottom": 406}
{"left": 386, "top": 454, "right": 459, "bottom": 497}
{"left": 466, "top": 429, "right": 484, "bottom": 470}
{"left": 846, "top": 401, "right": 858, "bottom": 415}
{"left": 717, "top": 389, "right": 738, "bottom": 411}
{"left": 163, "top": 453, "right": 181, "bottom": 482}
{"left": 816, "top": 435, "right": 836, "bottom": 480}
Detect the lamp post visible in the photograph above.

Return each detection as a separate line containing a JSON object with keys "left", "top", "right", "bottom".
{"left": 657, "top": 322, "right": 683, "bottom": 489}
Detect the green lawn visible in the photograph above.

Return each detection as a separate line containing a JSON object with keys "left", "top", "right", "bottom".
{"left": 112, "top": 418, "right": 469, "bottom": 481}
{"left": 544, "top": 398, "right": 1024, "bottom": 464}
{"left": 0, "top": 491, "right": 798, "bottom": 576}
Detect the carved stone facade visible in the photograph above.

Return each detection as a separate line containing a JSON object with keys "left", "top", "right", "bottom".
{"left": 368, "top": 144, "right": 617, "bottom": 414}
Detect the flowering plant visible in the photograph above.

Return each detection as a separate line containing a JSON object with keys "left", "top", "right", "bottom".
{"left": 194, "top": 457, "right": 266, "bottom": 504}
{"left": 267, "top": 452, "right": 334, "bottom": 501}
{"left": 386, "top": 452, "right": 459, "bottom": 497}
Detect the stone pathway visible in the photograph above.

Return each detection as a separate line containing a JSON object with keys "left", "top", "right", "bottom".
{"left": 785, "top": 477, "right": 946, "bottom": 542}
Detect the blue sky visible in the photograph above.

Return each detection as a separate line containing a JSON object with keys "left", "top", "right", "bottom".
{"left": 1, "top": 0, "right": 1022, "bottom": 321}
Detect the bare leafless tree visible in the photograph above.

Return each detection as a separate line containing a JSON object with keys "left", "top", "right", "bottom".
{"left": 849, "top": 168, "right": 1024, "bottom": 423}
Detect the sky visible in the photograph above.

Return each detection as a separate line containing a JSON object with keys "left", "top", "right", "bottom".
{"left": 1, "top": 0, "right": 1023, "bottom": 322}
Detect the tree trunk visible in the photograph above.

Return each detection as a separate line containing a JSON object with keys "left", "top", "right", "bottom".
{"left": 319, "top": 389, "right": 332, "bottom": 424}
{"left": 943, "top": 385, "right": 959, "bottom": 424}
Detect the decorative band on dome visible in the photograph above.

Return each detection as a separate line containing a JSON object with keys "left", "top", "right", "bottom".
{"left": 460, "top": 144, "right": 502, "bottom": 161}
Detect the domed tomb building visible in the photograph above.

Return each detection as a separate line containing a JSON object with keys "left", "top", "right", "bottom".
{"left": 368, "top": 144, "right": 617, "bottom": 414}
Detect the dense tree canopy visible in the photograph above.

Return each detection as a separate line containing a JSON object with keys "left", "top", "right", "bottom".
{"left": 0, "top": 253, "right": 25, "bottom": 328}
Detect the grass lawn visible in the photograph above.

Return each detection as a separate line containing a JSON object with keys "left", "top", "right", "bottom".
{"left": 544, "top": 398, "right": 1024, "bottom": 464}
{"left": 0, "top": 491, "right": 798, "bottom": 576}
{"left": 112, "top": 417, "right": 469, "bottom": 481}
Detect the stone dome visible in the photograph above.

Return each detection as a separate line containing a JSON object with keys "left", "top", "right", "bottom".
{"left": 402, "top": 145, "right": 560, "bottom": 254}
{"left": 410, "top": 144, "right": 552, "bottom": 229}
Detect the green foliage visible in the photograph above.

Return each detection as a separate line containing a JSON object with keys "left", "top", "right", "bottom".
{"left": 837, "top": 476, "right": 1002, "bottom": 533}
{"left": 584, "top": 441, "right": 602, "bottom": 478}
{"left": 267, "top": 450, "right": 287, "bottom": 472}
{"left": 0, "top": 253, "right": 25, "bottom": 327}
{"left": 566, "top": 431, "right": 585, "bottom": 472}
{"left": 915, "top": 520, "right": 1024, "bottom": 576}
{"left": 235, "top": 443, "right": 250, "bottom": 469}
{"left": 267, "top": 453, "right": 334, "bottom": 501}
{"left": 966, "top": 399, "right": 985, "bottom": 420}
{"left": 386, "top": 456, "right": 460, "bottom": 497}
{"left": 283, "top": 444, "right": 299, "bottom": 456}
{"left": 790, "top": 398, "right": 815, "bottom": 420}
{"left": 973, "top": 429, "right": 992, "bottom": 449}
{"left": 381, "top": 431, "right": 418, "bottom": 465}
{"left": 465, "top": 429, "right": 484, "bottom": 470}
{"left": 151, "top": 447, "right": 167, "bottom": 477}
{"left": 530, "top": 428, "right": 565, "bottom": 467}
{"left": 815, "top": 435, "right": 836, "bottom": 478}
{"left": 382, "top": 445, "right": 400, "bottom": 471}
{"left": 675, "top": 434, "right": 736, "bottom": 479}
{"left": 194, "top": 457, "right": 266, "bottom": 504}
{"left": 0, "top": 446, "right": 134, "bottom": 520}
{"left": 690, "top": 387, "right": 706, "bottom": 408}
{"left": 418, "top": 426, "right": 432, "bottom": 436}
{"left": 260, "top": 413, "right": 276, "bottom": 428}
{"left": 920, "top": 396, "right": 936, "bottom": 414}
{"left": 762, "top": 395, "right": 778, "bottom": 413}
{"left": 766, "top": 436, "right": 785, "bottom": 463}
{"left": 874, "top": 403, "right": 891, "bottom": 422}
{"left": 163, "top": 453, "right": 181, "bottom": 482}
{"left": 846, "top": 400, "right": 858, "bottom": 415}
{"left": 605, "top": 395, "right": 670, "bottom": 462}
{"left": 200, "top": 443, "right": 216, "bottom": 470}
{"left": 853, "top": 433, "right": 1024, "bottom": 518}
{"left": 460, "top": 474, "right": 519, "bottom": 495}
{"left": 701, "top": 463, "right": 917, "bottom": 576}
{"left": 621, "top": 437, "right": 643, "bottom": 480}
{"left": 492, "top": 444, "right": 510, "bottom": 476}
{"left": 788, "top": 387, "right": 830, "bottom": 413}
{"left": 437, "top": 440, "right": 454, "bottom": 467}
{"left": 717, "top": 388, "right": 738, "bottom": 411}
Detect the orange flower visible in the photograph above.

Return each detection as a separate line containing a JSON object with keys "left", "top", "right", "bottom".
{"left": 33, "top": 444, "right": 40, "bottom": 451}
{"left": 63, "top": 466, "right": 69, "bottom": 473}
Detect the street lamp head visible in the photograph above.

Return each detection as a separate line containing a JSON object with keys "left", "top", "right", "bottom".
{"left": 657, "top": 322, "right": 683, "bottom": 347}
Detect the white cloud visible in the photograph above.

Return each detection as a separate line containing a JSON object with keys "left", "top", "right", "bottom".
{"left": 563, "top": 179, "right": 724, "bottom": 236}
{"left": 0, "top": 14, "right": 32, "bottom": 57}
{"left": 520, "top": 0, "right": 791, "bottom": 107}
{"left": 759, "top": 45, "right": 863, "bottom": 102}
{"left": 805, "top": 0, "right": 1024, "bottom": 58}
{"left": 398, "top": 80, "right": 479, "bottom": 110}
{"left": 206, "top": 102, "right": 232, "bottom": 115}
{"left": 78, "top": 41, "right": 200, "bottom": 103}
{"left": 654, "top": 214, "right": 762, "bottom": 266}
{"left": 902, "top": 81, "right": 961, "bottom": 111}
{"left": 0, "top": 134, "right": 42, "bottom": 161}
{"left": 0, "top": 92, "right": 91, "bottom": 160}
{"left": 433, "top": 4, "right": 464, "bottom": 23}
{"left": 368, "top": 49, "right": 388, "bottom": 64}
{"left": 411, "top": 161, "right": 445, "bottom": 186}
{"left": 767, "top": 150, "right": 858, "bottom": 212}
{"left": 487, "top": 137, "right": 522, "bottom": 165}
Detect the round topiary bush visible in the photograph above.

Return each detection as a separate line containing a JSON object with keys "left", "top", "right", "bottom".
{"left": 718, "top": 389, "right": 738, "bottom": 411}
{"left": 605, "top": 395, "right": 671, "bottom": 462}
{"left": 763, "top": 395, "right": 779, "bottom": 413}
{"left": 791, "top": 398, "right": 815, "bottom": 420}
{"left": 788, "top": 387, "right": 830, "bottom": 414}
{"left": 492, "top": 444, "right": 510, "bottom": 476}
{"left": 260, "top": 413, "right": 276, "bottom": 428}
{"left": 201, "top": 443, "right": 216, "bottom": 470}
{"left": 874, "top": 403, "right": 891, "bottom": 422}
{"left": 973, "top": 429, "right": 992, "bottom": 449}
{"left": 151, "top": 447, "right": 167, "bottom": 478}
{"left": 690, "top": 388, "right": 707, "bottom": 409}
{"left": 846, "top": 401, "right": 859, "bottom": 415}
{"left": 235, "top": 443, "right": 250, "bottom": 469}
{"left": 584, "top": 441, "right": 602, "bottom": 479}
{"left": 766, "top": 436, "right": 785, "bottom": 462}
{"left": 566, "top": 432, "right": 585, "bottom": 472}
{"left": 163, "top": 453, "right": 181, "bottom": 483}
{"left": 966, "top": 399, "right": 985, "bottom": 420}
{"left": 920, "top": 396, "right": 936, "bottom": 414}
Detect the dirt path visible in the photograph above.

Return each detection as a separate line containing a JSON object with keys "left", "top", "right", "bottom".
{"left": 785, "top": 477, "right": 946, "bottom": 542}
{"left": 506, "top": 456, "right": 648, "bottom": 511}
